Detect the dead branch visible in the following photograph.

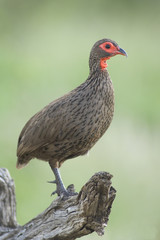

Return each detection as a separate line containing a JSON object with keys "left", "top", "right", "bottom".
{"left": 0, "top": 168, "right": 116, "bottom": 240}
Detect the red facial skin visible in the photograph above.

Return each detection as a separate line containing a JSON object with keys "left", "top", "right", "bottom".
{"left": 100, "top": 57, "right": 110, "bottom": 69}
{"left": 99, "top": 41, "right": 124, "bottom": 70}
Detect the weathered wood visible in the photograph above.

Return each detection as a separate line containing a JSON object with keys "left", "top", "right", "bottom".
{"left": 0, "top": 168, "right": 18, "bottom": 228}
{"left": 0, "top": 168, "right": 116, "bottom": 240}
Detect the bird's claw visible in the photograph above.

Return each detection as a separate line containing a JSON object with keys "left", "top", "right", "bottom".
{"left": 47, "top": 180, "right": 57, "bottom": 184}
{"left": 51, "top": 190, "right": 57, "bottom": 196}
{"left": 51, "top": 188, "right": 76, "bottom": 198}
{"left": 48, "top": 179, "right": 78, "bottom": 198}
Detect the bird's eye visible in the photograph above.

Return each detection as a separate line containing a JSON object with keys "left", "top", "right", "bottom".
{"left": 105, "top": 44, "right": 111, "bottom": 49}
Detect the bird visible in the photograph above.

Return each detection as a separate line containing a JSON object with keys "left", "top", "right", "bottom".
{"left": 16, "top": 38, "right": 127, "bottom": 197}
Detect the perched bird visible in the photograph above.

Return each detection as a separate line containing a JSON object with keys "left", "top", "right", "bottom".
{"left": 17, "top": 39, "right": 127, "bottom": 197}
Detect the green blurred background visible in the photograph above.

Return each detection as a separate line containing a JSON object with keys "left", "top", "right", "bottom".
{"left": 0, "top": 0, "right": 160, "bottom": 239}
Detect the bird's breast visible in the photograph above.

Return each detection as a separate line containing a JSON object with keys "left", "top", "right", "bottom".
{"left": 70, "top": 75, "right": 115, "bottom": 151}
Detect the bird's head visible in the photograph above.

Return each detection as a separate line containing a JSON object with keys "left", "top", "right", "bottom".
{"left": 89, "top": 38, "right": 127, "bottom": 71}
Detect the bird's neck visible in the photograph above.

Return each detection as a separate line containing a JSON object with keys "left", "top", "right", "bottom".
{"left": 88, "top": 63, "right": 109, "bottom": 82}
{"left": 89, "top": 55, "right": 101, "bottom": 72}
{"left": 89, "top": 54, "right": 110, "bottom": 77}
{"left": 87, "top": 61, "right": 113, "bottom": 99}
{"left": 87, "top": 53, "right": 113, "bottom": 91}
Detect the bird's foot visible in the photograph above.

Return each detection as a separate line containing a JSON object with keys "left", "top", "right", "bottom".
{"left": 48, "top": 180, "right": 77, "bottom": 198}
{"left": 48, "top": 166, "right": 78, "bottom": 198}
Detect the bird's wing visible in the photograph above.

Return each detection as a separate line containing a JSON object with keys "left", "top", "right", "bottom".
{"left": 17, "top": 93, "right": 74, "bottom": 157}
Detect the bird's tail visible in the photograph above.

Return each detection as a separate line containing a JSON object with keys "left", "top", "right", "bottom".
{"left": 16, "top": 157, "right": 30, "bottom": 169}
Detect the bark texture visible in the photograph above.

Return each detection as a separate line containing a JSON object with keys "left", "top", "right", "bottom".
{"left": 0, "top": 168, "right": 116, "bottom": 240}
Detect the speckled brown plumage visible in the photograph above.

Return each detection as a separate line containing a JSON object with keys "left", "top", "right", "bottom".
{"left": 16, "top": 39, "right": 127, "bottom": 196}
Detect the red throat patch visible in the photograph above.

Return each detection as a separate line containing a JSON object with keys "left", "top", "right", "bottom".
{"left": 100, "top": 57, "right": 110, "bottom": 70}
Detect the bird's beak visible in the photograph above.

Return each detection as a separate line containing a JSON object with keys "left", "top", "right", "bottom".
{"left": 118, "top": 47, "right": 128, "bottom": 57}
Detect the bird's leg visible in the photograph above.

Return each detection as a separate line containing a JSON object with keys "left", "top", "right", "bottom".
{"left": 51, "top": 167, "right": 69, "bottom": 197}
{"left": 49, "top": 161, "right": 77, "bottom": 197}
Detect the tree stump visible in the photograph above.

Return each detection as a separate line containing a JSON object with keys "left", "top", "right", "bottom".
{"left": 0, "top": 168, "right": 116, "bottom": 240}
